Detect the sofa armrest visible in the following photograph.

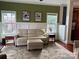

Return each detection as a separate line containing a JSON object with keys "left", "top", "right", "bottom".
{"left": 16, "top": 35, "right": 25, "bottom": 38}
{"left": 43, "top": 33, "right": 48, "bottom": 37}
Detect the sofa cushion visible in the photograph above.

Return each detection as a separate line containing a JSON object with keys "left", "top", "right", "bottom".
{"left": 18, "top": 29, "right": 28, "bottom": 37}
{"left": 28, "top": 33, "right": 37, "bottom": 37}
{"left": 36, "top": 29, "right": 44, "bottom": 36}
{"left": 28, "top": 29, "right": 44, "bottom": 37}
{"left": 28, "top": 29, "right": 37, "bottom": 37}
{"left": 28, "top": 29, "right": 36, "bottom": 34}
{"left": 17, "top": 37, "right": 27, "bottom": 40}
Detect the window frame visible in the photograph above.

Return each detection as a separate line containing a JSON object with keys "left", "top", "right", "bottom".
{"left": 47, "top": 13, "right": 58, "bottom": 35}
{"left": 1, "top": 10, "right": 16, "bottom": 36}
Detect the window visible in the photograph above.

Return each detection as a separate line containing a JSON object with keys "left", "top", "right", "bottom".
{"left": 1, "top": 11, "right": 16, "bottom": 36}
{"left": 47, "top": 13, "right": 58, "bottom": 35}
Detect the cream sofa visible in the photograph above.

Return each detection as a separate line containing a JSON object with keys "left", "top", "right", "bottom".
{"left": 15, "top": 29, "right": 48, "bottom": 46}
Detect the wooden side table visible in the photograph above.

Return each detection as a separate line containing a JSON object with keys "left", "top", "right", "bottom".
{"left": 5, "top": 36, "right": 16, "bottom": 45}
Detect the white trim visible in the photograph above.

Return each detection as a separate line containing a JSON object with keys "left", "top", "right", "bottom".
{"left": 47, "top": 13, "right": 58, "bottom": 16}
{"left": 59, "top": 6, "right": 64, "bottom": 24}
{"left": 65, "top": 0, "right": 73, "bottom": 44}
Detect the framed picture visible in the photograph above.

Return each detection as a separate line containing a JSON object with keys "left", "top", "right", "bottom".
{"left": 35, "top": 12, "right": 42, "bottom": 21}
{"left": 23, "top": 11, "right": 30, "bottom": 21}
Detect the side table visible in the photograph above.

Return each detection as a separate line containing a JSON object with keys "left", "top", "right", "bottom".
{"left": 5, "top": 36, "right": 16, "bottom": 45}
{"left": 49, "top": 35, "right": 55, "bottom": 42}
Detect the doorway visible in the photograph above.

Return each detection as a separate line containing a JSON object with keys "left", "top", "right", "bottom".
{"left": 71, "top": 8, "right": 79, "bottom": 40}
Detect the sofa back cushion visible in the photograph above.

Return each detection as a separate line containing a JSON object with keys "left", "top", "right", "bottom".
{"left": 18, "top": 29, "right": 28, "bottom": 37}
{"left": 18, "top": 29, "right": 45, "bottom": 37}
{"left": 28, "top": 29, "right": 37, "bottom": 37}
{"left": 36, "top": 29, "right": 44, "bottom": 36}
{"left": 28, "top": 29, "right": 44, "bottom": 37}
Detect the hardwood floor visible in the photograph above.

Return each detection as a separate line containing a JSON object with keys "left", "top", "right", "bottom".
{"left": 56, "top": 40, "right": 73, "bottom": 52}
{"left": 48, "top": 37, "right": 73, "bottom": 52}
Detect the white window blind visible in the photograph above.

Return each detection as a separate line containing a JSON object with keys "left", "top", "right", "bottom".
{"left": 1, "top": 11, "right": 16, "bottom": 36}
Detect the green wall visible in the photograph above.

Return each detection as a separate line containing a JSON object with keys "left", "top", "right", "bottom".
{"left": 0, "top": 1, "right": 60, "bottom": 22}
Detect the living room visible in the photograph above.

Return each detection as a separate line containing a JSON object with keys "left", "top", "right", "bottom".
{"left": 0, "top": 0, "right": 79, "bottom": 59}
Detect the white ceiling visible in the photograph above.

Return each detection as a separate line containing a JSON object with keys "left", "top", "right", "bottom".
{"left": 0, "top": 0, "right": 79, "bottom": 6}
{"left": 0, "top": 0, "right": 67, "bottom": 6}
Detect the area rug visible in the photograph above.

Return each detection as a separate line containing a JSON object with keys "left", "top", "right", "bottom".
{"left": 0, "top": 45, "right": 3, "bottom": 53}
{"left": 0, "top": 43, "right": 75, "bottom": 59}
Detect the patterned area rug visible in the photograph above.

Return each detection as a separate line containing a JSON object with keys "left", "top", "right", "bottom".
{"left": 0, "top": 45, "right": 4, "bottom": 53}
{"left": 0, "top": 43, "right": 75, "bottom": 59}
